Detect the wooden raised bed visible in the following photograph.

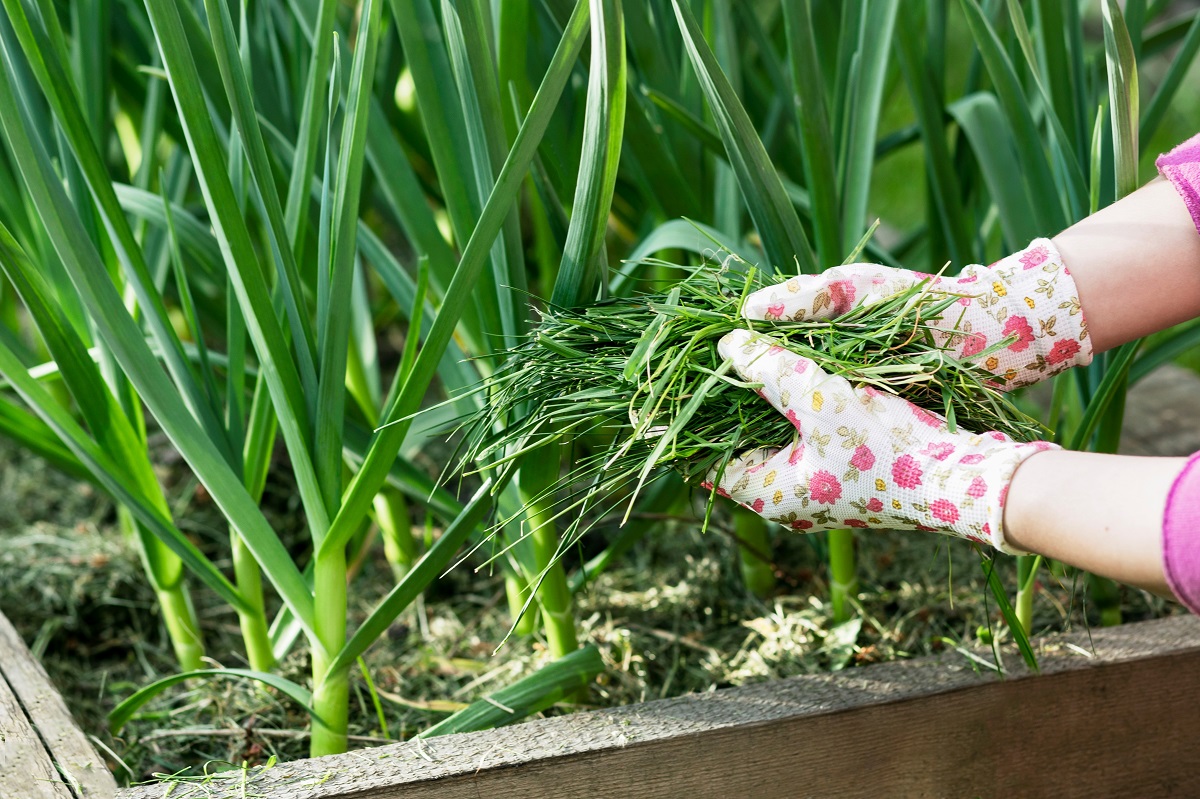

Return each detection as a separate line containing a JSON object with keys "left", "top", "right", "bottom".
{"left": 0, "top": 611, "right": 117, "bottom": 799}
{"left": 7, "top": 370, "right": 1200, "bottom": 798}
{"left": 116, "top": 615, "right": 1200, "bottom": 798}
{"left": 5, "top": 605, "right": 1197, "bottom": 799}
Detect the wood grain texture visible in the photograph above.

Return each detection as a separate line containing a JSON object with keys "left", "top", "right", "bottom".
{"left": 0, "top": 611, "right": 116, "bottom": 798}
{"left": 0, "top": 659, "right": 75, "bottom": 799}
{"left": 115, "top": 614, "right": 1200, "bottom": 799}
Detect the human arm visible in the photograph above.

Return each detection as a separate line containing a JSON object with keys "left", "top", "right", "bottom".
{"left": 1001, "top": 134, "right": 1200, "bottom": 599}
{"left": 1054, "top": 175, "right": 1200, "bottom": 353}
{"left": 718, "top": 133, "right": 1200, "bottom": 609}
{"left": 1003, "top": 449, "right": 1184, "bottom": 596}
{"left": 743, "top": 134, "right": 1200, "bottom": 381}
{"left": 711, "top": 331, "right": 1199, "bottom": 607}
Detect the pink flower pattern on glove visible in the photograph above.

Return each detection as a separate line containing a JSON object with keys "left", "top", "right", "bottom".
{"left": 960, "top": 332, "right": 988, "bottom": 357}
{"left": 1019, "top": 245, "right": 1049, "bottom": 269}
{"left": 892, "top": 455, "right": 924, "bottom": 489}
{"left": 740, "top": 239, "right": 1092, "bottom": 389}
{"left": 849, "top": 445, "right": 875, "bottom": 471}
{"left": 1002, "top": 316, "right": 1036, "bottom": 352}
{"left": 810, "top": 471, "right": 843, "bottom": 504}
{"left": 930, "top": 499, "right": 960, "bottom": 524}
{"left": 828, "top": 281, "right": 856, "bottom": 315}
{"left": 710, "top": 330, "right": 1058, "bottom": 553}
{"left": 920, "top": 442, "right": 956, "bottom": 461}
{"left": 1046, "top": 338, "right": 1082, "bottom": 365}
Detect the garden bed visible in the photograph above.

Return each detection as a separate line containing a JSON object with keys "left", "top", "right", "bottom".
{"left": 113, "top": 615, "right": 1200, "bottom": 799}
{"left": 6, "top": 602, "right": 1197, "bottom": 799}
{"left": 2, "top": 365, "right": 1197, "bottom": 789}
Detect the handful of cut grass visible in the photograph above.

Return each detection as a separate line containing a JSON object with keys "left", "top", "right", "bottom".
{"left": 455, "top": 255, "right": 1042, "bottom": 539}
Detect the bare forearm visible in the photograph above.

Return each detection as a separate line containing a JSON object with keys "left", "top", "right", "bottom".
{"left": 1003, "top": 450, "right": 1185, "bottom": 595}
{"left": 1033, "top": 179, "right": 1199, "bottom": 594}
{"left": 1053, "top": 178, "right": 1200, "bottom": 354}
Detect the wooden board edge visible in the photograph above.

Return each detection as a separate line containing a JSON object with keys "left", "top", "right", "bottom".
{"left": 0, "top": 611, "right": 117, "bottom": 798}
{"left": 113, "top": 614, "right": 1200, "bottom": 798}
{"left": 0, "top": 652, "right": 78, "bottom": 799}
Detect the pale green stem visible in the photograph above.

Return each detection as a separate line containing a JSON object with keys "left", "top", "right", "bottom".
{"left": 519, "top": 444, "right": 577, "bottom": 658}
{"left": 1088, "top": 572, "right": 1123, "bottom": 627}
{"left": 310, "top": 549, "right": 349, "bottom": 757}
{"left": 373, "top": 487, "right": 417, "bottom": 581}
{"left": 733, "top": 507, "right": 775, "bottom": 598}
{"left": 232, "top": 532, "right": 274, "bottom": 671}
{"left": 827, "top": 528, "right": 857, "bottom": 623}
{"left": 529, "top": 524, "right": 577, "bottom": 658}
{"left": 504, "top": 571, "right": 538, "bottom": 636}
{"left": 1015, "top": 586, "right": 1034, "bottom": 637}
{"left": 154, "top": 583, "right": 204, "bottom": 671}
{"left": 348, "top": 333, "right": 418, "bottom": 583}
{"left": 1015, "top": 554, "right": 1038, "bottom": 636}
{"left": 120, "top": 506, "right": 204, "bottom": 670}
{"left": 1012, "top": 554, "right": 1041, "bottom": 633}
{"left": 232, "top": 380, "right": 278, "bottom": 671}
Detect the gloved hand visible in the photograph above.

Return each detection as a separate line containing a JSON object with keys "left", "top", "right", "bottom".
{"left": 740, "top": 239, "right": 1092, "bottom": 389}
{"left": 706, "top": 330, "right": 1057, "bottom": 552}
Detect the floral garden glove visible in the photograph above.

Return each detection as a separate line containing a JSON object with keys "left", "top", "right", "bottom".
{"left": 707, "top": 330, "right": 1058, "bottom": 553}
{"left": 741, "top": 239, "right": 1092, "bottom": 389}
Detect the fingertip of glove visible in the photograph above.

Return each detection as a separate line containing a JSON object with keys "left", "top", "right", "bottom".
{"left": 740, "top": 274, "right": 825, "bottom": 320}
{"left": 717, "top": 327, "right": 758, "bottom": 360}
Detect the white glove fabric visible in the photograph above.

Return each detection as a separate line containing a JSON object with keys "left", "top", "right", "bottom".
{"left": 706, "top": 330, "right": 1058, "bottom": 552}
{"left": 741, "top": 239, "right": 1092, "bottom": 389}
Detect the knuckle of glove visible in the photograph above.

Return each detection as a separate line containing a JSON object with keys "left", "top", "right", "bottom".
{"left": 706, "top": 446, "right": 781, "bottom": 503}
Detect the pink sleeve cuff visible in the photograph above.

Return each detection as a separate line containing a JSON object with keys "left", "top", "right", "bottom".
{"left": 1163, "top": 451, "right": 1200, "bottom": 614}
{"left": 1157, "top": 133, "right": 1200, "bottom": 235}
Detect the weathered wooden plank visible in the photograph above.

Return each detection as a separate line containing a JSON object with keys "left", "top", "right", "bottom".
{"left": 0, "top": 612, "right": 116, "bottom": 798}
{"left": 0, "top": 660, "right": 75, "bottom": 799}
{"left": 115, "top": 614, "right": 1200, "bottom": 799}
